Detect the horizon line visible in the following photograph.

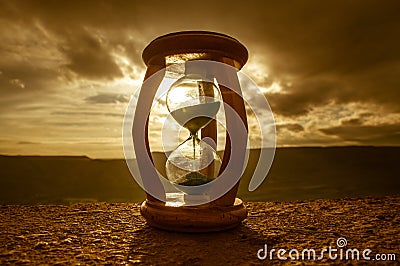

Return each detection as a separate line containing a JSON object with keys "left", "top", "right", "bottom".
{"left": 1, "top": 145, "right": 399, "bottom": 160}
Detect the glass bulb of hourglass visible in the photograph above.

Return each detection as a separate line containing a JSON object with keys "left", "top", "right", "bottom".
{"left": 166, "top": 74, "right": 221, "bottom": 132}
{"left": 165, "top": 73, "right": 222, "bottom": 194}
{"left": 166, "top": 138, "right": 222, "bottom": 188}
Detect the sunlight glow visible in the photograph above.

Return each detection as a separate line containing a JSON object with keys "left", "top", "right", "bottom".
{"left": 260, "top": 82, "right": 282, "bottom": 94}
{"left": 116, "top": 76, "right": 142, "bottom": 88}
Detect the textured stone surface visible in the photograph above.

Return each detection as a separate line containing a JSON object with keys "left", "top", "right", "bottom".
{"left": 0, "top": 196, "right": 399, "bottom": 265}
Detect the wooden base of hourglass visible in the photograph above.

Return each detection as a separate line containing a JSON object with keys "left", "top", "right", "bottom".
{"left": 140, "top": 198, "right": 247, "bottom": 232}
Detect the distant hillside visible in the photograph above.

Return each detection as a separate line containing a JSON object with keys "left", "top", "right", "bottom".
{"left": 238, "top": 146, "right": 400, "bottom": 201}
{"left": 0, "top": 156, "right": 145, "bottom": 204}
{"left": 0, "top": 147, "right": 399, "bottom": 204}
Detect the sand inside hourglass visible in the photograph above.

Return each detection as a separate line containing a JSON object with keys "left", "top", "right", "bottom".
{"left": 170, "top": 101, "right": 220, "bottom": 135}
{"left": 176, "top": 171, "right": 215, "bottom": 186}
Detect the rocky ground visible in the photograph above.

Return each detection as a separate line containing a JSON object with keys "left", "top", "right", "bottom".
{"left": 0, "top": 196, "right": 399, "bottom": 265}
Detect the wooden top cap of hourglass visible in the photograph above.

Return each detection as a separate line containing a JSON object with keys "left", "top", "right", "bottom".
{"left": 142, "top": 31, "right": 248, "bottom": 68}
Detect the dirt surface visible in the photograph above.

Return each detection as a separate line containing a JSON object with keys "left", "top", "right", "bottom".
{"left": 1, "top": 196, "right": 399, "bottom": 265}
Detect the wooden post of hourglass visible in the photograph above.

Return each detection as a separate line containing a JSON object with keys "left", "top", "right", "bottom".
{"left": 134, "top": 63, "right": 166, "bottom": 204}
{"left": 201, "top": 57, "right": 248, "bottom": 207}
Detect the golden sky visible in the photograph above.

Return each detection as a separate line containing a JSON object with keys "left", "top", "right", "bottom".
{"left": 0, "top": 0, "right": 399, "bottom": 158}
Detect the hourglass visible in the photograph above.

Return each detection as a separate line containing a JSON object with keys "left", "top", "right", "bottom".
{"left": 134, "top": 31, "right": 249, "bottom": 232}
{"left": 165, "top": 69, "right": 222, "bottom": 194}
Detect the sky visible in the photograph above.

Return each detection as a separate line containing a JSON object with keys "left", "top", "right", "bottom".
{"left": 0, "top": 0, "right": 399, "bottom": 158}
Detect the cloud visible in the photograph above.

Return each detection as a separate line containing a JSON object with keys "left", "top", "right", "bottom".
{"left": 3, "top": 1, "right": 399, "bottom": 106}
{"left": 84, "top": 93, "right": 129, "bottom": 104}
{"left": 0, "top": 61, "right": 60, "bottom": 112}
{"left": 239, "top": 1, "right": 400, "bottom": 117}
{"left": 319, "top": 123, "right": 400, "bottom": 145}
{"left": 60, "top": 30, "right": 123, "bottom": 80}
{"left": 1, "top": 1, "right": 144, "bottom": 82}
{"left": 17, "top": 141, "right": 39, "bottom": 145}
{"left": 52, "top": 111, "right": 124, "bottom": 117}
{"left": 277, "top": 123, "right": 304, "bottom": 133}
{"left": 0, "top": 63, "right": 57, "bottom": 92}
{"left": 341, "top": 118, "right": 363, "bottom": 126}
{"left": 266, "top": 77, "right": 347, "bottom": 116}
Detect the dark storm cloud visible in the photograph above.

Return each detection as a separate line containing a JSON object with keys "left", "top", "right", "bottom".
{"left": 2, "top": 1, "right": 399, "bottom": 104}
{"left": 60, "top": 30, "right": 123, "bottom": 80}
{"left": 0, "top": 1, "right": 144, "bottom": 82}
{"left": 319, "top": 123, "right": 400, "bottom": 145}
{"left": 245, "top": 1, "right": 400, "bottom": 116}
{"left": 277, "top": 123, "right": 304, "bottom": 133}
{"left": 341, "top": 118, "right": 364, "bottom": 126}
{"left": 267, "top": 77, "right": 347, "bottom": 116}
{"left": 84, "top": 93, "right": 129, "bottom": 104}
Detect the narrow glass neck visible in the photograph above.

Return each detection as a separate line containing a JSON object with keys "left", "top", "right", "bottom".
{"left": 189, "top": 131, "right": 199, "bottom": 140}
